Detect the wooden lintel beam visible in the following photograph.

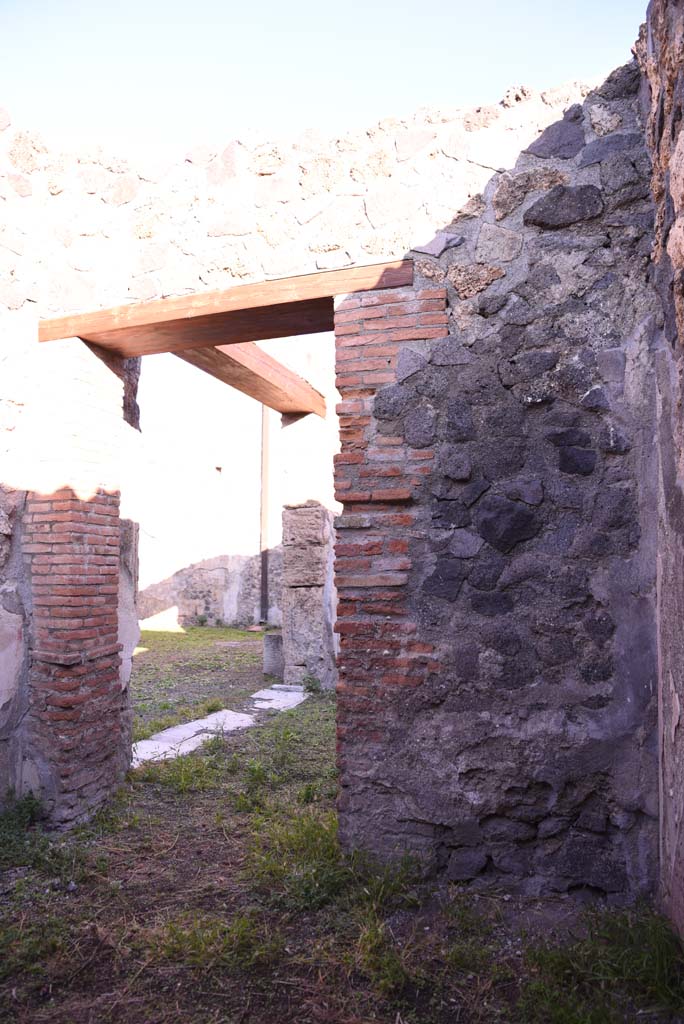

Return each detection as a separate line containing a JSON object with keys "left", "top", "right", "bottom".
{"left": 65, "top": 297, "right": 334, "bottom": 358}
{"left": 38, "top": 260, "right": 414, "bottom": 358}
{"left": 176, "top": 342, "right": 327, "bottom": 418}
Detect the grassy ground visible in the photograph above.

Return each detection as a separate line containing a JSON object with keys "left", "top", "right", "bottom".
{"left": 2, "top": 633, "right": 684, "bottom": 1023}
{"left": 131, "top": 627, "right": 263, "bottom": 741}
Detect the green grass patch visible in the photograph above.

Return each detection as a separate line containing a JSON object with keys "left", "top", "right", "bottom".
{"left": 247, "top": 806, "right": 422, "bottom": 913}
{"left": 138, "top": 626, "right": 261, "bottom": 651}
{"left": 147, "top": 911, "right": 284, "bottom": 972}
{"left": 134, "top": 749, "right": 225, "bottom": 793}
{"left": 519, "top": 905, "right": 684, "bottom": 1022}
{"left": 354, "top": 908, "right": 419, "bottom": 999}
{"left": 131, "top": 626, "right": 263, "bottom": 740}
{"left": 0, "top": 793, "right": 86, "bottom": 882}
{"left": 0, "top": 915, "right": 70, "bottom": 983}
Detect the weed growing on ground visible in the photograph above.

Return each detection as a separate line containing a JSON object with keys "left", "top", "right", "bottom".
{"left": 0, "top": 793, "right": 86, "bottom": 882}
{"left": 148, "top": 912, "right": 284, "bottom": 972}
{"left": 520, "top": 905, "right": 684, "bottom": 1022}
{"left": 135, "top": 750, "right": 224, "bottom": 793}
{"left": 354, "top": 908, "right": 419, "bottom": 998}
{"left": 248, "top": 810, "right": 350, "bottom": 909}
{"left": 302, "top": 674, "right": 322, "bottom": 694}
{"left": 0, "top": 916, "right": 69, "bottom": 983}
{"left": 247, "top": 807, "right": 422, "bottom": 914}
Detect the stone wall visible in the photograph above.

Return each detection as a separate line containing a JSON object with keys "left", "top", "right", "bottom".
{"left": 636, "top": 1, "right": 684, "bottom": 933}
{"left": 335, "top": 62, "right": 663, "bottom": 897}
{"left": 136, "top": 549, "right": 282, "bottom": 628}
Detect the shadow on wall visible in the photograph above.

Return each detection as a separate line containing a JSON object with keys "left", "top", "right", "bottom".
{"left": 335, "top": 58, "right": 665, "bottom": 901}
{"left": 137, "top": 545, "right": 283, "bottom": 628}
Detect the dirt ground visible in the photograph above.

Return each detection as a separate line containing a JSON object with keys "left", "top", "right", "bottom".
{"left": 2, "top": 627, "right": 684, "bottom": 1024}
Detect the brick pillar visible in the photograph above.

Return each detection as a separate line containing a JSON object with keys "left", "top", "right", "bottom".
{"left": 23, "top": 489, "right": 128, "bottom": 823}
{"left": 333, "top": 285, "right": 448, "bottom": 857}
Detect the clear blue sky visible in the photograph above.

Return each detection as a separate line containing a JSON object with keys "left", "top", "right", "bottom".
{"left": 0, "top": 0, "right": 648, "bottom": 150}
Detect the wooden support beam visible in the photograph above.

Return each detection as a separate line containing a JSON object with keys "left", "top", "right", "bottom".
{"left": 176, "top": 342, "right": 326, "bottom": 418}
{"left": 39, "top": 260, "right": 414, "bottom": 358}
{"left": 69, "top": 298, "right": 333, "bottom": 358}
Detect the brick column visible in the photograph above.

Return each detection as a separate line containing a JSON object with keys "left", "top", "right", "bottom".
{"left": 333, "top": 285, "right": 447, "bottom": 856}
{"left": 23, "top": 489, "right": 127, "bottom": 823}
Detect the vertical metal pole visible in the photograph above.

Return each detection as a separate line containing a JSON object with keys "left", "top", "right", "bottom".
{"left": 259, "top": 403, "right": 270, "bottom": 623}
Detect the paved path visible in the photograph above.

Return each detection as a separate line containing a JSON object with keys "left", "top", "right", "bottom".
{"left": 131, "top": 684, "right": 307, "bottom": 767}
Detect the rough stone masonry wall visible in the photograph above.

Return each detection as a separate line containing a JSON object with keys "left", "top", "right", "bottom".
{"left": 637, "top": 1, "right": 684, "bottom": 933}
{"left": 336, "top": 61, "right": 663, "bottom": 897}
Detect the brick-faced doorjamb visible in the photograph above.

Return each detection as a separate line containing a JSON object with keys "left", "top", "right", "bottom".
{"left": 332, "top": 285, "right": 447, "bottom": 826}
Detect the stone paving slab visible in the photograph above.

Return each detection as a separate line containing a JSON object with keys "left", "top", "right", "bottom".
{"left": 250, "top": 687, "right": 308, "bottom": 711}
{"left": 131, "top": 686, "right": 307, "bottom": 767}
{"left": 152, "top": 709, "right": 255, "bottom": 745}
{"left": 132, "top": 733, "right": 209, "bottom": 767}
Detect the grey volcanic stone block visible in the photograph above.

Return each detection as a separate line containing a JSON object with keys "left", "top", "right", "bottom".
{"left": 396, "top": 346, "right": 428, "bottom": 382}
{"left": 439, "top": 445, "right": 472, "bottom": 481}
{"left": 499, "top": 351, "right": 558, "bottom": 386}
{"left": 527, "top": 111, "right": 585, "bottom": 159}
{"left": 474, "top": 496, "right": 541, "bottom": 553}
{"left": 423, "top": 557, "right": 469, "bottom": 600}
{"left": 503, "top": 477, "right": 544, "bottom": 506}
{"left": 523, "top": 185, "right": 604, "bottom": 228}
{"left": 579, "top": 133, "right": 643, "bottom": 167}
{"left": 405, "top": 402, "right": 437, "bottom": 448}
{"left": 471, "top": 591, "right": 514, "bottom": 616}
{"left": 445, "top": 401, "right": 476, "bottom": 441}
{"left": 446, "top": 847, "right": 488, "bottom": 881}
{"left": 413, "top": 232, "right": 464, "bottom": 257}
{"left": 449, "top": 529, "right": 484, "bottom": 558}
{"left": 596, "top": 59, "right": 640, "bottom": 98}
{"left": 558, "top": 447, "right": 597, "bottom": 475}
{"left": 374, "top": 384, "right": 412, "bottom": 420}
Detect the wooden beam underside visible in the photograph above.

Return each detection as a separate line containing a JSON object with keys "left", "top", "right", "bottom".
{"left": 176, "top": 343, "right": 326, "bottom": 418}
{"left": 39, "top": 260, "right": 414, "bottom": 358}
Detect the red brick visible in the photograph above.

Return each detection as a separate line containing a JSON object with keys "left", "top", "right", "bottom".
{"left": 336, "top": 573, "right": 408, "bottom": 588}
{"left": 386, "top": 539, "right": 409, "bottom": 554}
{"left": 370, "top": 488, "right": 413, "bottom": 503}
{"left": 358, "top": 288, "right": 424, "bottom": 306}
